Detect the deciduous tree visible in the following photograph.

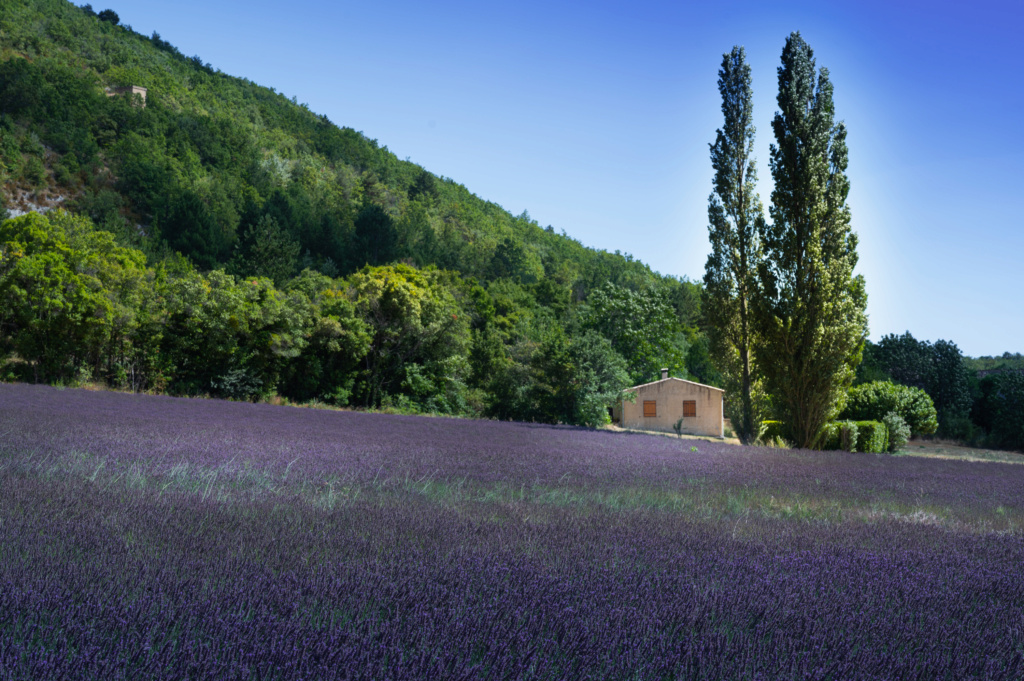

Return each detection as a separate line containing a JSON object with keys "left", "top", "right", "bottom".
{"left": 229, "top": 214, "right": 300, "bottom": 286}
{"left": 348, "top": 264, "right": 469, "bottom": 408}
{"left": 862, "top": 331, "right": 973, "bottom": 435}
{"left": 582, "top": 282, "right": 687, "bottom": 385}
{"left": 753, "top": 33, "right": 868, "bottom": 449}
{"left": 703, "top": 46, "right": 765, "bottom": 443}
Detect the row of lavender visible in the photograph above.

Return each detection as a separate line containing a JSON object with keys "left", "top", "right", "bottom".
{"left": 2, "top": 384, "right": 1023, "bottom": 679}
{"left": 4, "top": 384, "right": 1022, "bottom": 514}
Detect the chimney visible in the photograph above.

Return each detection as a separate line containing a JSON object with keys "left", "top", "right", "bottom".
{"left": 661, "top": 368, "right": 668, "bottom": 381}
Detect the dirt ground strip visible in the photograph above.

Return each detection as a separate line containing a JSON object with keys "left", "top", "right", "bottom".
{"left": 899, "top": 439, "right": 1024, "bottom": 465}
{"left": 605, "top": 424, "right": 1024, "bottom": 464}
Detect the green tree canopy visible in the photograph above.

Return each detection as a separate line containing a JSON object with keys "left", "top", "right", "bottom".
{"left": 753, "top": 32, "right": 868, "bottom": 449}
{"left": 281, "top": 269, "right": 372, "bottom": 405}
{"left": 530, "top": 328, "right": 629, "bottom": 427}
{"left": 229, "top": 214, "right": 301, "bottom": 286}
{"left": 860, "top": 332, "right": 973, "bottom": 435}
{"left": 582, "top": 282, "right": 688, "bottom": 386}
{"left": 0, "top": 210, "right": 147, "bottom": 383}
{"left": 703, "top": 45, "right": 765, "bottom": 443}
{"left": 974, "top": 372, "right": 1024, "bottom": 451}
{"left": 348, "top": 264, "right": 470, "bottom": 409}
{"left": 841, "top": 381, "right": 938, "bottom": 438}
{"left": 353, "top": 203, "right": 398, "bottom": 268}
{"left": 159, "top": 267, "right": 315, "bottom": 400}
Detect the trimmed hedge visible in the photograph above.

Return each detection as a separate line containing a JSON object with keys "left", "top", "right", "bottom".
{"left": 819, "top": 420, "right": 887, "bottom": 453}
{"left": 821, "top": 421, "right": 857, "bottom": 451}
{"left": 762, "top": 420, "right": 888, "bottom": 453}
{"left": 855, "top": 420, "right": 888, "bottom": 454}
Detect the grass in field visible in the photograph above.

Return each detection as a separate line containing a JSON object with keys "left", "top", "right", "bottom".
{"left": 6, "top": 442, "right": 1021, "bottom": 536}
{"left": 897, "top": 439, "right": 1024, "bottom": 464}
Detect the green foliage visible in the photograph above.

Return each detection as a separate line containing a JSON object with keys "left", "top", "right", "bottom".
{"left": 159, "top": 268, "right": 315, "bottom": 400}
{"left": 348, "top": 264, "right": 470, "bottom": 409}
{"left": 883, "top": 412, "right": 910, "bottom": 453}
{"left": 158, "top": 189, "right": 236, "bottom": 271}
{"left": 683, "top": 332, "right": 722, "bottom": 387}
{"left": 528, "top": 328, "right": 629, "bottom": 427}
{"left": 0, "top": 0, "right": 688, "bottom": 303}
{"left": 927, "top": 340, "right": 974, "bottom": 434}
{"left": 820, "top": 421, "right": 859, "bottom": 452}
{"left": 975, "top": 372, "right": 1024, "bottom": 452}
{"left": 352, "top": 203, "right": 397, "bottom": 268}
{"left": 854, "top": 340, "right": 891, "bottom": 385}
{"left": 0, "top": 0, "right": 715, "bottom": 423}
{"left": 752, "top": 33, "right": 867, "bottom": 449}
{"left": 488, "top": 237, "right": 542, "bottom": 284}
{"left": 818, "top": 420, "right": 886, "bottom": 453}
{"left": 22, "top": 155, "right": 46, "bottom": 186}
{"left": 758, "top": 420, "right": 789, "bottom": 445}
{"left": 229, "top": 215, "right": 300, "bottom": 286}
{"left": 582, "top": 282, "right": 688, "bottom": 385}
{"left": 0, "top": 210, "right": 148, "bottom": 384}
{"left": 964, "top": 352, "right": 1024, "bottom": 374}
{"left": 854, "top": 421, "right": 887, "bottom": 454}
{"left": 703, "top": 46, "right": 764, "bottom": 444}
{"left": 280, "top": 270, "right": 370, "bottom": 405}
{"left": 863, "top": 332, "right": 972, "bottom": 435}
{"left": 841, "top": 381, "right": 938, "bottom": 438}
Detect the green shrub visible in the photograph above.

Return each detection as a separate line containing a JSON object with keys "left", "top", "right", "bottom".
{"left": 883, "top": 412, "right": 910, "bottom": 453}
{"left": 54, "top": 161, "right": 74, "bottom": 186}
{"left": 842, "top": 381, "right": 937, "bottom": 437}
{"left": 22, "top": 155, "right": 46, "bottom": 186}
{"left": 855, "top": 420, "right": 888, "bottom": 454}
{"left": 759, "top": 420, "right": 788, "bottom": 442}
{"left": 820, "top": 420, "right": 860, "bottom": 452}
{"left": 820, "top": 421, "right": 840, "bottom": 450}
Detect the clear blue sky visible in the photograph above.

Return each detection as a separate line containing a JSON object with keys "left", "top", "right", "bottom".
{"left": 106, "top": 0, "right": 1023, "bottom": 357}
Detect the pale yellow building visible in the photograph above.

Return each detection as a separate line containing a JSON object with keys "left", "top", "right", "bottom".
{"left": 616, "top": 370, "right": 724, "bottom": 437}
{"left": 105, "top": 85, "right": 147, "bottom": 107}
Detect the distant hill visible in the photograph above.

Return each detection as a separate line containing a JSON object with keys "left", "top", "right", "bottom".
{"left": 966, "top": 353, "right": 1024, "bottom": 376}
{"left": 0, "top": 0, "right": 698, "bottom": 309}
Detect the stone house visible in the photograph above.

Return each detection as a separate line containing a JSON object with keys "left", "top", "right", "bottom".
{"left": 615, "top": 369, "right": 724, "bottom": 437}
{"left": 105, "top": 85, "right": 147, "bottom": 107}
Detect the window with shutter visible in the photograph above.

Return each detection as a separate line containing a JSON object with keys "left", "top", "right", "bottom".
{"left": 683, "top": 400, "right": 697, "bottom": 418}
{"left": 643, "top": 400, "right": 657, "bottom": 417}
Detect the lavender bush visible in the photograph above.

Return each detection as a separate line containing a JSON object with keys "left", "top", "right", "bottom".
{"left": 1, "top": 383, "right": 1023, "bottom": 679}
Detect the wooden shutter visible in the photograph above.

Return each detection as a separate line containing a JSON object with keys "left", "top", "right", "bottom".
{"left": 643, "top": 400, "right": 657, "bottom": 417}
{"left": 683, "top": 400, "right": 697, "bottom": 418}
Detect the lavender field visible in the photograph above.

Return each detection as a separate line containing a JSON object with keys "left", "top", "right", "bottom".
{"left": 1, "top": 383, "right": 1023, "bottom": 680}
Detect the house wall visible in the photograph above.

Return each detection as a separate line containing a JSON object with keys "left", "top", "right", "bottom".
{"left": 105, "top": 86, "right": 147, "bottom": 107}
{"left": 620, "top": 379, "right": 723, "bottom": 437}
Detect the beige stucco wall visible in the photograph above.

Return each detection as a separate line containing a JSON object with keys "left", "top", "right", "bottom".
{"left": 619, "top": 379, "right": 724, "bottom": 437}
{"left": 105, "top": 86, "right": 147, "bottom": 106}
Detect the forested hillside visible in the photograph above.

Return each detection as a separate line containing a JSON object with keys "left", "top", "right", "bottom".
{"left": 0, "top": 0, "right": 711, "bottom": 424}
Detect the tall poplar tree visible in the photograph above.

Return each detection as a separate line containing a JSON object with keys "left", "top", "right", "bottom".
{"left": 754, "top": 32, "right": 867, "bottom": 449}
{"left": 704, "top": 46, "right": 764, "bottom": 443}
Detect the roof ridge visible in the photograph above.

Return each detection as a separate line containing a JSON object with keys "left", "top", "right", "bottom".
{"left": 625, "top": 376, "right": 724, "bottom": 392}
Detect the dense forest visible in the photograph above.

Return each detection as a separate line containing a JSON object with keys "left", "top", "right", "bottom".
{"left": 0, "top": 0, "right": 1021, "bottom": 449}
{"left": 0, "top": 0, "right": 708, "bottom": 427}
